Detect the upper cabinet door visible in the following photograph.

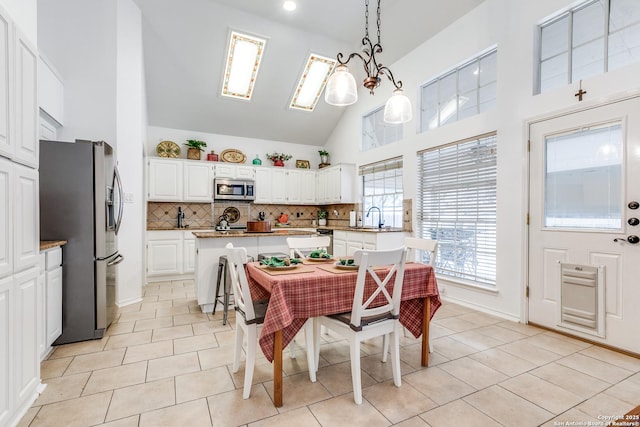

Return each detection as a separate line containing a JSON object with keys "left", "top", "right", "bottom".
{"left": 13, "top": 163, "right": 38, "bottom": 272}
{"left": 0, "top": 8, "right": 13, "bottom": 159}
{"left": 183, "top": 162, "right": 212, "bottom": 202}
{"left": 13, "top": 29, "right": 37, "bottom": 168}
{"left": 148, "top": 159, "right": 183, "bottom": 201}
{"left": 0, "top": 158, "right": 12, "bottom": 278}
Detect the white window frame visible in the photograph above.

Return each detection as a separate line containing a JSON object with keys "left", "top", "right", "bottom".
{"left": 360, "top": 157, "right": 403, "bottom": 228}
{"left": 417, "top": 132, "right": 497, "bottom": 286}
{"left": 361, "top": 106, "right": 403, "bottom": 151}
{"left": 419, "top": 47, "right": 497, "bottom": 133}
{"left": 536, "top": 0, "right": 640, "bottom": 94}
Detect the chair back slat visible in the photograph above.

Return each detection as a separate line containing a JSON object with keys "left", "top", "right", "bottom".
{"left": 405, "top": 237, "right": 438, "bottom": 265}
{"left": 286, "top": 235, "right": 331, "bottom": 258}
{"left": 225, "top": 244, "right": 254, "bottom": 321}
{"left": 350, "top": 247, "right": 408, "bottom": 329}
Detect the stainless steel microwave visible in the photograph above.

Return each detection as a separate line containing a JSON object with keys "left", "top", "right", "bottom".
{"left": 213, "top": 178, "right": 255, "bottom": 201}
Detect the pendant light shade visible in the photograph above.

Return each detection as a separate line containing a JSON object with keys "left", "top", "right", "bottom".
{"left": 383, "top": 89, "right": 412, "bottom": 124}
{"left": 324, "top": 65, "right": 358, "bottom": 106}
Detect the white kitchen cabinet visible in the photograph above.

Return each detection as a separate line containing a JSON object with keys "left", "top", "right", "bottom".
{"left": 270, "top": 168, "right": 287, "bottom": 204}
{"left": 332, "top": 230, "right": 407, "bottom": 257}
{"left": 146, "top": 230, "right": 197, "bottom": 280}
{"left": 254, "top": 168, "right": 317, "bottom": 205}
{"left": 148, "top": 158, "right": 182, "bottom": 201}
{"left": 13, "top": 266, "right": 39, "bottom": 412}
{"left": 0, "top": 9, "right": 12, "bottom": 160}
{"left": 214, "top": 163, "right": 255, "bottom": 180}
{"left": 45, "top": 256, "right": 62, "bottom": 347}
{"left": 317, "top": 164, "right": 356, "bottom": 204}
{"left": 0, "top": 157, "right": 12, "bottom": 278}
{"left": 183, "top": 233, "right": 195, "bottom": 274}
{"left": 0, "top": 274, "right": 11, "bottom": 427}
{"left": 36, "top": 246, "right": 63, "bottom": 360}
{"left": 148, "top": 158, "right": 214, "bottom": 202}
{"left": 37, "top": 55, "right": 64, "bottom": 126}
{"left": 147, "top": 236, "right": 181, "bottom": 276}
{"left": 13, "top": 28, "right": 37, "bottom": 168}
{"left": 183, "top": 162, "right": 213, "bottom": 202}
{"left": 254, "top": 167, "right": 271, "bottom": 203}
{"left": 13, "top": 163, "right": 38, "bottom": 273}
{"left": 235, "top": 165, "right": 255, "bottom": 179}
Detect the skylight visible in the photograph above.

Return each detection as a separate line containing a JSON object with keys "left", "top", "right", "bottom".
{"left": 221, "top": 31, "right": 266, "bottom": 100}
{"left": 289, "top": 54, "right": 337, "bottom": 111}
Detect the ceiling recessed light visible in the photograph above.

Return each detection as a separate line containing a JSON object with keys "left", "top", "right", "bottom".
{"left": 283, "top": 1, "right": 296, "bottom": 12}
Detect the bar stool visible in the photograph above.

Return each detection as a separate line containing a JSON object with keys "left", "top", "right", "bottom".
{"left": 214, "top": 254, "right": 254, "bottom": 325}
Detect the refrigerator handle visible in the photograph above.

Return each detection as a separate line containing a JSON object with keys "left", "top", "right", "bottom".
{"left": 114, "top": 166, "right": 124, "bottom": 235}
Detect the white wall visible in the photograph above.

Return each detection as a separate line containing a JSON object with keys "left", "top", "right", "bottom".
{"left": 323, "top": 0, "right": 640, "bottom": 320}
{"left": 0, "top": 0, "right": 37, "bottom": 44}
{"left": 38, "top": 0, "right": 146, "bottom": 307}
{"left": 115, "top": 0, "right": 145, "bottom": 306}
{"left": 37, "top": 0, "right": 117, "bottom": 144}
{"left": 147, "top": 126, "right": 328, "bottom": 169}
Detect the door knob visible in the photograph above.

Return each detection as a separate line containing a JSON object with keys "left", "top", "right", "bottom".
{"left": 614, "top": 235, "right": 640, "bottom": 244}
{"left": 629, "top": 201, "right": 640, "bottom": 210}
{"left": 629, "top": 218, "right": 640, "bottom": 226}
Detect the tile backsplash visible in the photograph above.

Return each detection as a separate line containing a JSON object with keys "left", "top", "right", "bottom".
{"left": 147, "top": 202, "right": 212, "bottom": 229}
{"left": 147, "top": 201, "right": 413, "bottom": 230}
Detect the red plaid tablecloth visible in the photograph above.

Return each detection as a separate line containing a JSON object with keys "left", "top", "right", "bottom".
{"left": 246, "top": 262, "right": 441, "bottom": 362}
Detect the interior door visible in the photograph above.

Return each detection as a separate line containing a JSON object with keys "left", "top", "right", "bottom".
{"left": 528, "top": 96, "right": 640, "bottom": 354}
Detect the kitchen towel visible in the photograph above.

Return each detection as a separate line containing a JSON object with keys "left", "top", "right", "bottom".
{"left": 349, "top": 210, "right": 356, "bottom": 227}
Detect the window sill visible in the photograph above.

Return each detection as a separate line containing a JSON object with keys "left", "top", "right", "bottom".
{"left": 437, "top": 275, "right": 499, "bottom": 295}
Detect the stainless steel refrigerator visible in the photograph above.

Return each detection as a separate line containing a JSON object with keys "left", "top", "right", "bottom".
{"left": 40, "top": 140, "right": 124, "bottom": 344}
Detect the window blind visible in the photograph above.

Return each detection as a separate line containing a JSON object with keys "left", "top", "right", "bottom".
{"left": 360, "top": 157, "right": 404, "bottom": 228}
{"left": 359, "top": 157, "right": 403, "bottom": 175}
{"left": 417, "top": 133, "right": 497, "bottom": 285}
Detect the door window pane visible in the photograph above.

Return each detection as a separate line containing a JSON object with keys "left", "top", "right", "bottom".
{"left": 545, "top": 123, "right": 622, "bottom": 229}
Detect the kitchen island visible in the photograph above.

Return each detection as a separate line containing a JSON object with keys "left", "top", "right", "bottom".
{"left": 193, "top": 229, "right": 316, "bottom": 313}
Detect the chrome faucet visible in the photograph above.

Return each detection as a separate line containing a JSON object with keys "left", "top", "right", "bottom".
{"left": 366, "top": 206, "right": 384, "bottom": 228}
{"left": 177, "top": 207, "right": 185, "bottom": 228}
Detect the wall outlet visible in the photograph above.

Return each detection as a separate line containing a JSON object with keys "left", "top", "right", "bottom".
{"left": 124, "top": 192, "right": 134, "bottom": 203}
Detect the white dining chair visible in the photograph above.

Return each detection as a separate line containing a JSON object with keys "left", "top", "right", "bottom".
{"left": 286, "top": 235, "right": 331, "bottom": 258}
{"left": 226, "top": 243, "right": 317, "bottom": 399}
{"left": 286, "top": 235, "right": 332, "bottom": 354}
{"left": 382, "top": 236, "right": 438, "bottom": 362}
{"left": 314, "top": 247, "right": 408, "bottom": 405}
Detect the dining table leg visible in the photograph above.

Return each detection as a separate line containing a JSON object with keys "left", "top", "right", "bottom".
{"left": 421, "top": 297, "right": 431, "bottom": 366}
{"left": 273, "top": 329, "right": 283, "bottom": 407}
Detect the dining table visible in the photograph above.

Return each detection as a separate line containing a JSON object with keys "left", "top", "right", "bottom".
{"left": 245, "top": 258, "right": 441, "bottom": 407}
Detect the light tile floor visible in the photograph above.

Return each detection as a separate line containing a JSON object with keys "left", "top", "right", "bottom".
{"left": 18, "top": 279, "right": 640, "bottom": 427}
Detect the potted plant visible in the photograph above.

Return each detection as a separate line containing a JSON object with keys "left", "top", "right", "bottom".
{"left": 318, "top": 149, "right": 329, "bottom": 164}
{"left": 184, "top": 139, "right": 207, "bottom": 160}
{"left": 266, "top": 152, "right": 292, "bottom": 167}
{"left": 317, "top": 209, "right": 328, "bottom": 226}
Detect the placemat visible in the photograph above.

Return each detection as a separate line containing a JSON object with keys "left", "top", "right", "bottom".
{"left": 258, "top": 265, "right": 315, "bottom": 276}
{"left": 301, "top": 258, "right": 335, "bottom": 265}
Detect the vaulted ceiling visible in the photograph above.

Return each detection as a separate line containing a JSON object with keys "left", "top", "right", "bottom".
{"left": 133, "top": 0, "right": 484, "bottom": 146}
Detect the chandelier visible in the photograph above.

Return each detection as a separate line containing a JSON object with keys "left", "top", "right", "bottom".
{"left": 324, "top": 0, "right": 412, "bottom": 124}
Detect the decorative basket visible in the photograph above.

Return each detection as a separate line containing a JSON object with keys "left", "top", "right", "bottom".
{"left": 187, "top": 147, "right": 201, "bottom": 160}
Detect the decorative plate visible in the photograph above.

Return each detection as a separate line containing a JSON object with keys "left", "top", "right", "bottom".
{"left": 223, "top": 207, "right": 240, "bottom": 223}
{"left": 156, "top": 140, "right": 181, "bottom": 158}
{"left": 220, "top": 149, "right": 246, "bottom": 163}
{"left": 335, "top": 262, "right": 359, "bottom": 270}
{"left": 265, "top": 264, "right": 299, "bottom": 271}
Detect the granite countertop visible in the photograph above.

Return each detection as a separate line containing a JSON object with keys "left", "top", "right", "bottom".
{"left": 317, "top": 226, "right": 406, "bottom": 233}
{"left": 40, "top": 240, "right": 67, "bottom": 251}
{"left": 192, "top": 229, "right": 316, "bottom": 238}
